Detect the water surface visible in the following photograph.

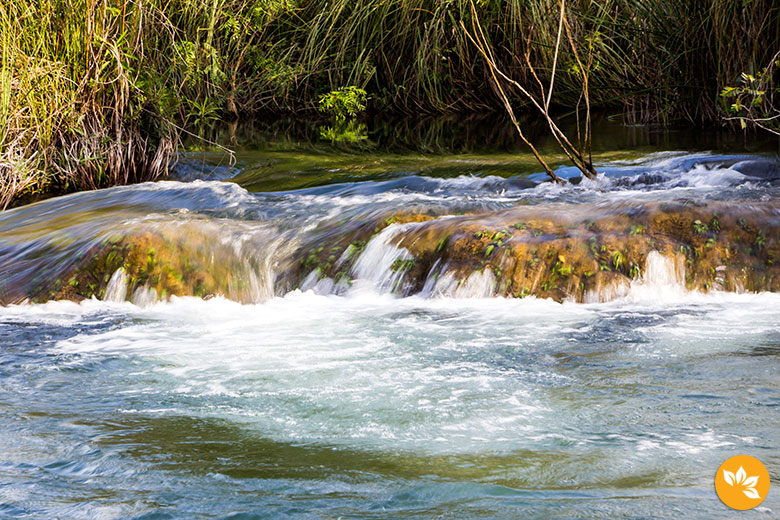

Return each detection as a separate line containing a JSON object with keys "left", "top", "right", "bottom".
{"left": 1, "top": 120, "right": 779, "bottom": 518}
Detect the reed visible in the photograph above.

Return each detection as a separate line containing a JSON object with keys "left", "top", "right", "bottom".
{"left": 0, "top": 0, "right": 180, "bottom": 208}
{"left": 1, "top": 0, "right": 778, "bottom": 208}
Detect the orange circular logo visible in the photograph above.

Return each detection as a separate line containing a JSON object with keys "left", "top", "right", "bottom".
{"left": 715, "top": 455, "right": 770, "bottom": 510}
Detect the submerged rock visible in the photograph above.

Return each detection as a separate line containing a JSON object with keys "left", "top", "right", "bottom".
{"left": 21, "top": 220, "right": 287, "bottom": 305}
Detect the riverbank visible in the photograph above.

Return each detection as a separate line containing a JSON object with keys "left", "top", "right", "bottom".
{"left": 2, "top": 0, "right": 779, "bottom": 208}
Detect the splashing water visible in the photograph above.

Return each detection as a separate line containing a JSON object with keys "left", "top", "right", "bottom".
{"left": 1, "top": 150, "right": 779, "bottom": 519}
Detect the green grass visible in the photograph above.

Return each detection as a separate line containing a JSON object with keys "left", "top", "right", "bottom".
{"left": 2, "top": 0, "right": 779, "bottom": 208}
{"left": 0, "top": 0, "right": 177, "bottom": 208}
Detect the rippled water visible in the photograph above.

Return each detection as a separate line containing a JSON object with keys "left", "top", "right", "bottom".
{"left": 1, "top": 141, "right": 779, "bottom": 518}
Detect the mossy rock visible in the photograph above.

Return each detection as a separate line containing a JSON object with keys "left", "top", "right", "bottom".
{"left": 21, "top": 200, "right": 780, "bottom": 304}
{"left": 299, "top": 200, "right": 780, "bottom": 302}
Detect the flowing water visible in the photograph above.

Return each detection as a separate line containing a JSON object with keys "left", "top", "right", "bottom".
{"left": 1, "top": 121, "right": 779, "bottom": 518}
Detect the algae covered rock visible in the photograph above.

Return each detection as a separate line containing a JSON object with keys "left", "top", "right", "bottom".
{"left": 10, "top": 199, "right": 780, "bottom": 305}
{"left": 23, "top": 219, "right": 289, "bottom": 305}
{"left": 299, "top": 200, "right": 780, "bottom": 302}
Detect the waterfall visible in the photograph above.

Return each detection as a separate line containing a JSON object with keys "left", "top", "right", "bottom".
{"left": 454, "top": 269, "right": 497, "bottom": 298}
{"left": 583, "top": 273, "right": 630, "bottom": 303}
{"left": 351, "top": 224, "right": 416, "bottom": 294}
{"left": 629, "top": 251, "right": 687, "bottom": 300}
{"left": 131, "top": 286, "right": 158, "bottom": 307}
{"left": 642, "top": 251, "right": 686, "bottom": 286}
{"left": 103, "top": 268, "right": 128, "bottom": 302}
{"left": 420, "top": 267, "right": 496, "bottom": 299}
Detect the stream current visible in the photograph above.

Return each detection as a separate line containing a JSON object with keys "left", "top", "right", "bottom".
{"left": 1, "top": 141, "right": 779, "bottom": 518}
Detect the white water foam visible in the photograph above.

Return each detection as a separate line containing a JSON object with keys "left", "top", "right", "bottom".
{"left": 41, "top": 292, "right": 580, "bottom": 454}
{"left": 8, "top": 288, "right": 778, "bottom": 459}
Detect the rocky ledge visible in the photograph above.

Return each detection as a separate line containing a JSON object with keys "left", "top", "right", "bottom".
{"left": 16, "top": 199, "right": 780, "bottom": 304}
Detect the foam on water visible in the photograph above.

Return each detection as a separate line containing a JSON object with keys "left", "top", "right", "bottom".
{"left": 37, "top": 293, "right": 552, "bottom": 453}
{"left": 4, "top": 287, "right": 773, "bottom": 456}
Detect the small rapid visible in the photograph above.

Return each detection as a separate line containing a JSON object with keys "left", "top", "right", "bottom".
{"left": 3, "top": 152, "right": 780, "bottom": 306}
{"left": 1, "top": 149, "right": 780, "bottom": 518}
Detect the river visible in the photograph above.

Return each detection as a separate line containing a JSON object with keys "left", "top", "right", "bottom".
{"left": 0, "top": 119, "right": 778, "bottom": 518}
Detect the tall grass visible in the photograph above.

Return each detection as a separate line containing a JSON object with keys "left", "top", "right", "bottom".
{"left": 2, "top": 0, "right": 778, "bottom": 208}
{"left": 0, "top": 0, "right": 178, "bottom": 208}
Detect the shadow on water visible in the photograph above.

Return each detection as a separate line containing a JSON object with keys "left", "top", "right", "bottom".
{"left": 94, "top": 413, "right": 662, "bottom": 490}
{"left": 63, "top": 413, "right": 735, "bottom": 519}
{"left": 173, "top": 113, "right": 780, "bottom": 193}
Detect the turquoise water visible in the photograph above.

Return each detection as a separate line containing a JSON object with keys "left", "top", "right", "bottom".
{"left": 1, "top": 137, "right": 779, "bottom": 518}
{"left": 1, "top": 293, "right": 778, "bottom": 518}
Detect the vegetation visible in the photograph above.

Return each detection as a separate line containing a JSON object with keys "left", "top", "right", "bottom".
{"left": 318, "top": 86, "right": 368, "bottom": 142}
{"left": 2, "top": 0, "right": 779, "bottom": 207}
{"left": 0, "top": 0, "right": 177, "bottom": 209}
{"left": 720, "top": 50, "right": 780, "bottom": 135}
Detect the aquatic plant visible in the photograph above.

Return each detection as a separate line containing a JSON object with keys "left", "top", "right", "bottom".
{"left": 391, "top": 258, "right": 415, "bottom": 272}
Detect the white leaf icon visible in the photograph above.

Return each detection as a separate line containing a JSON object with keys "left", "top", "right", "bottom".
{"left": 736, "top": 466, "right": 747, "bottom": 484}
{"left": 742, "top": 476, "right": 759, "bottom": 488}
{"left": 743, "top": 488, "right": 761, "bottom": 500}
{"left": 723, "top": 470, "right": 735, "bottom": 486}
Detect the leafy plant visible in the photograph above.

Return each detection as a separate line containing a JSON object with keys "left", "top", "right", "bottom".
{"left": 720, "top": 50, "right": 780, "bottom": 134}
{"left": 693, "top": 220, "right": 709, "bottom": 235}
{"left": 318, "top": 86, "right": 368, "bottom": 143}
{"left": 754, "top": 229, "right": 767, "bottom": 250}
{"left": 318, "top": 86, "right": 368, "bottom": 121}
{"left": 611, "top": 250, "right": 625, "bottom": 270}
{"left": 391, "top": 258, "right": 415, "bottom": 272}
{"left": 186, "top": 98, "right": 221, "bottom": 126}
{"left": 629, "top": 224, "right": 646, "bottom": 235}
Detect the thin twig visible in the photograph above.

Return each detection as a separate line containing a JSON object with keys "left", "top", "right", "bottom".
{"left": 460, "top": 17, "right": 562, "bottom": 184}
{"left": 464, "top": 1, "right": 601, "bottom": 182}
{"left": 471, "top": 1, "right": 594, "bottom": 179}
